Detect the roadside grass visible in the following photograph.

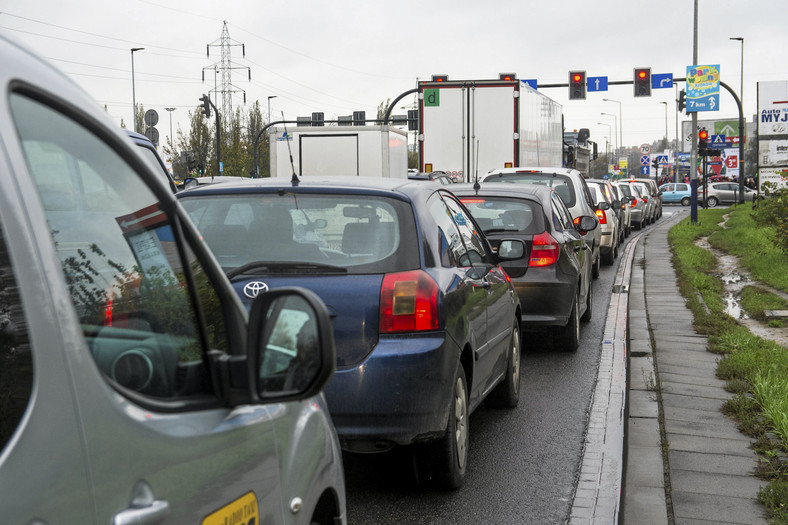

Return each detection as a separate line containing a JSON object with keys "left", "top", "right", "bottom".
{"left": 741, "top": 285, "right": 788, "bottom": 321}
{"left": 668, "top": 205, "right": 788, "bottom": 523}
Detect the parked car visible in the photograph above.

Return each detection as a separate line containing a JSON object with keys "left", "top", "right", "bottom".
{"left": 408, "top": 170, "right": 455, "bottom": 185}
{"left": 628, "top": 178, "right": 663, "bottom": 220}
{"left": 611, "top": 181, "right": 635, "bottom": 236}
{"left": 480, "top": 167, "right": 602, "bottom": 279}
{"left": 126, "top": 130, "right": 179, "bottom": 193}
{"left": 586, "top": 181, "right": 620, "bottom": 265}
{"left": 180, "top": 175, "right": 251, "bottom": 189}
{"left": 0, "top": 34, "right": 346, "bottom": 525}
{"left": 659, "top": 182, "right": 692, "bottom": 206}
{"left": 178, "top": 176, "right": 530, "bottom": 489}
{"left": 452, "top": 183, "right": 597, "bottom": 351}
{"left": 609, "top": 182, "right": 632, "bottom": 241}
{"left": 699, "top": 182, "right": 757, "bottom": 207}
{"left": 616, "top": 181, "right": 648, "bottom": 230}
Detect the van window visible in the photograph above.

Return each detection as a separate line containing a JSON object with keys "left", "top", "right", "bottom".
{"left": 10, "top": 93, "right": 228, "bottom": 402}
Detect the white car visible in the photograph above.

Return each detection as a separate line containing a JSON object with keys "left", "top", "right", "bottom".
{"left": 586, "top": 180, "right": 620, "bottom": 265}
{"left": 0, "top": 34, "right": 346, "bottom": 525}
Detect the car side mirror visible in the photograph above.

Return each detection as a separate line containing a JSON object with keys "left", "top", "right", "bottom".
{"left": 575, "top": 215, "right": 598, "bottom": 235}
{"left": 247, "top": 287, "right": 335, "bottom": 402}
{"left": 596, "top": 201, "right": 611, "bottom": 211}
{"left": 496, "top": 239, "right": 530, "bottom": 278}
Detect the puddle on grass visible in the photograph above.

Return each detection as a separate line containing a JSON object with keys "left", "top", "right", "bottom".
{"left": 694, "top": 233, "right": 788, "bottom": 348}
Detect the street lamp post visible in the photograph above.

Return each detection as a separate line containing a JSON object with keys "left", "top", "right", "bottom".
{"left": 601, "top": 112, "right": 618, "bottom": 161}
{"left": 267, "top": 96, "right": 277, "bottom": 124}
{"left": 130, "top": 48, "right": 144, "bottom": 133}
{"left": 659, "top": 101, "right": 668, "bottom": 151}
{"left": 603, "top": 98, "right": 623, "bottom": 156}
{"left": 165, "top": 107, "right": 175, "bottom": 148}
{"left": 730, "top": 36, "right": 745, "bottom": 192}
{"left": 597, "top": 122, "right": 612, "bottom": 165}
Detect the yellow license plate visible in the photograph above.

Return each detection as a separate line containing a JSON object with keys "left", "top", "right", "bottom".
{"left": 202, "top": 491, "right": 259, "bottom": 525}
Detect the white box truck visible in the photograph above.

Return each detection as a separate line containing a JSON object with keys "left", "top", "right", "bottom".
{"left": 417, "top": 76, "right": 563, "bottom": 182}
{"left": 269, "top": 125, "right": 408, "bottom": 178}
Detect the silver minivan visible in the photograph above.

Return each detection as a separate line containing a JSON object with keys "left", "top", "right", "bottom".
{"left": 0, "top": 34, "right": 346, "bottom": 524}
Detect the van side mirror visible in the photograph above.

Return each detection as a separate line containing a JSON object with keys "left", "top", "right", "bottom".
{"left": 247, "top": 287, "right": 335, "bottom": 402}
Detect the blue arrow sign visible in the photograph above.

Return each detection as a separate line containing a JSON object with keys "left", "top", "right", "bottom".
{"left": 521, "top": 79, "right": 538, "bottom": 90}
{"left": 587, "top": 76, "right": 608, "bottom": 92}
{"left": 641, "top": 166, "right": 650, "bottom": 175}
{"left": 651, "top": 73, "right": 673, "bottom": 89}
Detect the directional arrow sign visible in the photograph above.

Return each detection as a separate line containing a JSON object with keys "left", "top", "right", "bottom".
{"left": 652, "top": 73, "right": 673, "bottom": 89}
{"left": 587, "top": 76, "right": 608, "bottom": 92}
{"left": 521, "top": 79, "right": 538, "bottom": 90}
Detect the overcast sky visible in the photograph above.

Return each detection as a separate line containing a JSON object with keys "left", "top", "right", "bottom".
{"left": 2, "top": 0, "right": 786, "bottom": 152}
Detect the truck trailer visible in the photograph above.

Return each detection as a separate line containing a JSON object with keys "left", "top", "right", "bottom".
{"left": 417, "top": 75, "right": 563, "bottom": 182}
{"left": 268, "top": 125, "right": 408, "bottom": 178}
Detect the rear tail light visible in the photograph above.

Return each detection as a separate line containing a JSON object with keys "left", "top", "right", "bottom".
{"left": 595, "top": 209, "right": 607, "bottom": 224}
{"left": 380, "top": 270, "right": 439, "bottom": 333}
{"left": 642, "top": 196, "right": 649, "bottom": 202}
{"left": 529, "top": 232, "right": 559, "bottom": 267}
{"left": 630, "top": 197, "right": 637, "bottom": 208}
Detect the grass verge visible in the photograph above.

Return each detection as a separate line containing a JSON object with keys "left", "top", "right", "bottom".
{"left": 668, "top": 205, "right": 788, "bottom": 523}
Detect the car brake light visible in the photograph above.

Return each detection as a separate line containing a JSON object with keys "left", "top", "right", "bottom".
{"left": 595, "top": 209, "right": 607, "bottom": 224}
{"left": 103, "top": 292, "right": 113, "bottom": 326}
{"left": 380, "top": 270, "right": 439, "bottom": 333}
{"left": 529, "top": 232, "right": 559, "bottom": 267}
{"left": 630, "top": 197, "right": 637, "bottom": 208}
{"left": 642, "top": 196, "right": 648, "bottom": 202}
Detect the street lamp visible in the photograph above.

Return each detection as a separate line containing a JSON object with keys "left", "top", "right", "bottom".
{"left": 165, "top": 107, "right": 175, "bottom": 148}
{"left": 267, "top": 96, "right": 277, "bottom": 124}
{"left": 603, "top": 98, "right": 623, "bottom": 154}
{"left": 659, "top": 101, "right": 668, "bottom": 151}
{"left": 730, "top": 36, "right": 745, "bottom": 194}
{"left": 597, "top": 122, "right": 612, "bottom": 164}
{"left": 130, "top": 48, "right": 144, "bottom": 133}
{"left": 729, "top": 37, "right": 744, "bottom": 113}
{"left": 601, "top": 112, "right": 618, "bottom": 160}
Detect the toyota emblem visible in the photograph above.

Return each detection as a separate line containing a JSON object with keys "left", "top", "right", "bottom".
{"left": 243, "top": 281, "right": 269, "bottom": 299}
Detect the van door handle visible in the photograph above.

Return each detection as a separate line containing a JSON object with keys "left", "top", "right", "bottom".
{"left": 114, "top": 481, "right": 170, "bottom": 525}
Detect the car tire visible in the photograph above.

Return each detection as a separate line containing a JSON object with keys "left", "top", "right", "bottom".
{"left": 580, "top": 281, "right": 592, "bottom": 322}
{"left": 413, "top": 365, "right": 469, "bottom": 490}
{"left": 681, "top": 196, "right": 691, "bottom": 206}
{"left": 556, "top": 292, "right": 580, "bottom": 352}
{"left": 487, "top": 319, "right": 521, "bottom": 409}
{"left": 707, "top": 196, "right": 719, "bottom": 208}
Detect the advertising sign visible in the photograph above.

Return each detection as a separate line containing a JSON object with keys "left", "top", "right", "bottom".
{"left": 686, "top": 65, "right": 720, "bottom": 113}
{"left": 758, "top": 81, "right": 788, "bottom": 189}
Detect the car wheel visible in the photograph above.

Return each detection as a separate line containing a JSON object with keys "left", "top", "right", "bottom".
{"left": 707, "top": 196, "right": 719, "bottom": 208}
{"left": 487, "top": 319, "right": 521, "bottom": 409}
{"left": 613, "top": 236, "right": 619, "bottom": 259}
{"left": 413, "top": 365, "right": 469, "bottom": 490}
{"left": 580, "top": 281, "right": 592, "bottom": 322}
{"left": 681, "top": 196, "right": 691, "bottom": 206}
{"left": 556, "top": 292, "right": 580, "bottom": 352}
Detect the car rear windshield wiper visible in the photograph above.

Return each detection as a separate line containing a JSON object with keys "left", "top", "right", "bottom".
{"left": 226, "top": 261, "right": 348, "bottom": 280}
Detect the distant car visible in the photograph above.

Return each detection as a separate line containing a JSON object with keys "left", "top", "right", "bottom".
{"left": 617, "top": 181, "right": 648, "bottom": 230}
{"left": 628, "top": 178, "right": 662, "bottom": 220}
{"left": 453, "top": 183, "right": 597, "bottom": 351}
{"left": 629, "top": 181, "right": 656, "bottom": 227}
{"left": 178, "top": 176, "right": 530, "bottom": 490}
{"left": 586, "top": 181, "right": 620, "bottom": 265}
{"left": 609, "top": 182, "right": 632, "bottom": 241}
{"left": 125, "top": 130, "right": 178, "bottom": 193}
{"left": 0, "top": 33, "right": 346, "bottom": 524}
{"left": 480, "top": 167, "right": 602, "bottom": 279}
{"left": 181, "top": 175, "right": 251, "bottom": 190}
{"left": 407, "top": 170, "right": 455, "bottom": 185}
{"left": 659, "top": 182, "right": 692, "bottom": 206}
{"left": 700, "top": 182, "right": 757, "bottom": 207}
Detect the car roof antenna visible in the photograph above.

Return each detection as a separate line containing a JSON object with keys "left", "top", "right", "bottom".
{"left": 281, "top": 111, "right": 300, "bottom": 187}
{"left": 473, "top": 140, "right": 481, "bottom": 193}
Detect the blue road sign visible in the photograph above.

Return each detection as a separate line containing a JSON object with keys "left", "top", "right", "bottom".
{"left": 521, "top": 79, "right": 538, "bottom": 90}
{"left": 710, "top": 134, "right": 732, "bottom": 148}
{"left": 652, "top": 73, "right": 673, "bottom": 89}
{"left": 656, "top": 155, "right": 668, "bottom": 164}
{"left": 641, "top": 166, "right": 650, "bottom": 175}
{"left": 686, "top": 65, "right": 720, "bottom": 113}
{"left": 640, "top": 155, "right": 650, "bottom": 166}
{"left": 587, "top": 76, "right": 608, "bottom": 92}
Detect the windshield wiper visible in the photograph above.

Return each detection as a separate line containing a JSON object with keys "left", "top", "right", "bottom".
{"left": 226, "top": 261, "right": 348, "bottom": 280}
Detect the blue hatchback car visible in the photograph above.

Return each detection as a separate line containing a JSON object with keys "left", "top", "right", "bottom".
{"left": 178, "top": 176, "right": 529, "bottom": 489}
{"left": 658, "top": 182, "right": 692, "bottom": 206}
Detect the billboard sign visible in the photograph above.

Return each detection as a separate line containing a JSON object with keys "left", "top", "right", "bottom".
{"left": 758, "top": 80, "right": 788, "bottom": 189}
{"left": 686, "top": 65, "right": 720, "bottom": 113}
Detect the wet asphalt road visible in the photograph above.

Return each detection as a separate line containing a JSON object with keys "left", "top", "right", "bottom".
{"left": 342, "top": 243, "right": 628, "bottom": 524}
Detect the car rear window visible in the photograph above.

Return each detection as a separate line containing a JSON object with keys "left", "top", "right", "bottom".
{"left": 181, "top": 193, "right": 419, "bottom": 274}
{"left": 483, "top": 173, "right": 576, "bottom": 209}
{"left": 458, "top": 196, "right": 545, "bottom": 235}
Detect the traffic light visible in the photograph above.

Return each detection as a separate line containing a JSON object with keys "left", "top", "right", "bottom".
{"left": 652, "top": 157, "right": 659, "bottom": 171}
{"left": 568, "top": 71, "right": 586, "bottom": 100}
{"left": 633, "top": 68, "right": 652, "bottom": 97}
{"left": 677, "top": 89, "right": 686, "bottom": 112}
{"left": 431, "top": 74, "right": 448, "bottom": 82}
{"left": 698, "top": 128, "right": 708, "bottom": 155}
{"left": 311, "top": 112, "right": 324, "bottom": 127}
{"left": 407, "top": 109, "right": 419, "bottom": 131}
{"left": 199, "top": 94, "right": 211, "bottom": 118}
{"left": 499, "top": 72, "right": 516, "bottom": 81}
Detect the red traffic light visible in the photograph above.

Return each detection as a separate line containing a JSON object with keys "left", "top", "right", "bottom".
{"left": 698, "top": 129, "right": 708, "bottom": 140}
{"left": 431, "top": 75, "right": 448, "bottom": 82}
{"left": 572, "top": 73, "right": 582, "bottom": 82}
{"left": 637, "top": 70, "right": 647, "bottom": 80}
